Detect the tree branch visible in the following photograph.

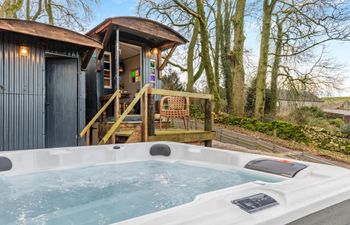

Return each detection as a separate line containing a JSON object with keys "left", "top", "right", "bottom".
{"left": 173, "top": 0, "right": 200, "bottom": 19}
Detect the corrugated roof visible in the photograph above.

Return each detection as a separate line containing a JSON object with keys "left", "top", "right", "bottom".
{"left": 0, "top": 19, "right": 102, "bottom": 49}
{"left": 87, "top": 17, "right": 187, "bottom": 49}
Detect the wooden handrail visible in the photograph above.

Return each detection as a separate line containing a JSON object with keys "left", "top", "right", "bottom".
{"left": 99, "top": 84, "right": 150, "bottom": 144}
{"left": 149, "top": 88, "right": 213, "bottom": 100}
{"left": 80, "top": 90, "right": 121, "bottom": 138}
{"left": 147, "top": 88, "right": 214, "bottom": 147}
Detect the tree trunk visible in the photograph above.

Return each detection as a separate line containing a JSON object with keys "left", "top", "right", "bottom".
{"left": 221, "top": 0, "right": 232, "bottom": 113}
{"left": 231, "top": 0, "right": 246, "bottom": 116}
{"left": 270, "top": 19, "right": 283, "bottom": 116}
{"left": 214, "top": 0, "right": 222, "bottom": 90}
{"left": 0, "top": 0, "right": 11, "bottom": 17}
{"left": 32, "top": 0, "right": 43, "bottom": 21}
{"left": 2, "top": 0, "right": 24, "bottom": 18}
{"left": 196, "top": 0, "right": 221, "bottom": 112}
{"left": 186, "top": 19, "right": 200, "bottom": 92}
{"left": 254, "top": 0, "right": 276, "bottom": 119}
{"left": 45, "top": 0, "right": 54, "bottom": 25}
{"left": 26, "top": 0, "right": 30, "bottom": 20}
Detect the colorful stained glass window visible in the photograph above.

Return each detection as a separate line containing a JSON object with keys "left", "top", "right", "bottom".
{"left": 131, "top": 68, "right": 141, "bottom": 83}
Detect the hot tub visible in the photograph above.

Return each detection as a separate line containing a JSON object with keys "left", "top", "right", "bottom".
{"left": 0, "top": 142, "right": 349, "bottom": 225}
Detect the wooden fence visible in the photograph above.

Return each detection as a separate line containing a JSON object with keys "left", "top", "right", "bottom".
{"left": 174, "top": 119, "right": 336, "bottom": 165}
{"left": 215, "top": 128, "right": 335, "bottom": 165}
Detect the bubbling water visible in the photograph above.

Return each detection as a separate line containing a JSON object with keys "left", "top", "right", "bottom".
{"left": 0, "top": 160, "right": 283, "bottom": 225}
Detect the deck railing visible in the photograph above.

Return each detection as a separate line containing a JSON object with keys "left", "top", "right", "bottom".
{"left": 99, "top": 84, "right": 150, "bottom": 144}
{"left": 147, "top": 88, "right": 214, "bottom": 146}
{"left": 80, "top": 84, "right": 214, "bottom": 146}
{"left": 79, "top": 89, "right": 121, "bottom": 145}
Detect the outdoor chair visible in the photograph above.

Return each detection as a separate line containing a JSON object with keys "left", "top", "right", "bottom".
{"left": 159, "top": 96, "right": 190, "bottom": 130}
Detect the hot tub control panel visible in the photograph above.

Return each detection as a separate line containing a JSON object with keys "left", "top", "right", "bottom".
{"left": 231, "top": 193, "right": 278, "bottom": 213}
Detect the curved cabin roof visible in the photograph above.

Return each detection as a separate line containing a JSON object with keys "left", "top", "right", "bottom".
{"left": 0, "top": 19, "right": 102, "bottom": 49}
{"left": 87, "top": 17, "right": 188, "bottom": 50}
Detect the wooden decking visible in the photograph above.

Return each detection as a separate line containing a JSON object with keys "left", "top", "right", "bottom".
{"left": 149, "top": 129, "right": 215, "bottom": 143}
{"left": 81, "top": 86, "right": 215, "bottom": 146}
{"left": 115, "top": 128, "right": 215, "bottom": 143}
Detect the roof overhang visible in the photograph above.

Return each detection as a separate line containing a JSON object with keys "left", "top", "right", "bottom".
{"left": 0, "top": 19, "right": 102, "bottom": 49}
{"left": 86, "top": 17, "right": 188, "bottom": 50}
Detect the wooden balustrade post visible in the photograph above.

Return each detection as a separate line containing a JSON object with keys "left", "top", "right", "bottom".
{"left": 114, "top": 92, "right": 120, "bottom": 121}
{"left": 85, "top": 128, "right": 90, "bottom": 145}
{"left": 148, "top": 92, "right": 155, "bottom": 136}
{"left": 204, "top": 99, "right": 213, "bottom": 147}
{"left": 142, "top": 90, "right": 148, "bottom": 141}
{"left": 102, "top": 106, "right": 107, "bottom": 122}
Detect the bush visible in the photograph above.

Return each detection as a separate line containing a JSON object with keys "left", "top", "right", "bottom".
{"left": 304, "top": 126, "right": 350, "bottom": 154}
{"left": 214, "top": 115, "right": 308, "bottom": 143}
{"left": 329, "top": 118, "right": 345, "bottom": 128}
{"left": 341, "top": 124, "right": 350, "bottom": 134}
{"left": 215, "top": 114, "right": 350, "bottom": 155}
{"left": 288, "top": 106, "right": 345, "bottom": 132}
{"left": 271, "top": 120, "right": 307, "bottom": 142}
{"left": 289, "top": 106, "right": 325, "bottom": 124}
{"left": 245, "top": 77, "right": 272, "bottom": 116}
{"left": 190, "top": 104, "right": 204, "bottom": 119}
{"left": 308, "top": 118, "right": 334, "bottom": 130}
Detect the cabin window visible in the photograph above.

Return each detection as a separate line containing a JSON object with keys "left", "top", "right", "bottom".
{"left": 131, "top": 68, "right": 141, "bottom": 83}
{"left": 103, "top": 51, "right": 112, "bottom": 89}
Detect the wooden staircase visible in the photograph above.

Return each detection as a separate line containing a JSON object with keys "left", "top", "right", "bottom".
{"left": 80, "top": 84, "right": 216, "bottom": 146}
{"left": 80, "top": 84, "right": 149, "bottom": 144}
{"left": 98, "top": 121, "right": 142, "bottom": 144}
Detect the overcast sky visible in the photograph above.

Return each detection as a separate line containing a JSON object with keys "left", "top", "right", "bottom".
{"left": 89, "top": 0, "right": 350, "bottom": 97}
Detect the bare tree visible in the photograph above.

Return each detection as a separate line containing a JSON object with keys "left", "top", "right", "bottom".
{"left": 254, "top": 0, "right": 278, "bottom": 119}
{"left": 174, "top": 0, "right": 221, "bottom": 112}
{"left": 269, "top": 0, "right": 350, "bottom": 115}
{"left": 220, "top": 0, "right": 233, "bottom": 113}
{"left": 139, "top": 0, "right": 221, "bottom": 112}
{"left": 231, "top": 0, "right": 247, "bottom": 116}
{"left": 137, "top": 0, "right": 203, "bottom": 92}
{"left": 0, "top": 0, "right": 98, "bottom": 31}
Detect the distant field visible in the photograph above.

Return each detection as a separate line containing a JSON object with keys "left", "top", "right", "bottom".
{"left": 322, "top": 97, "right": 350, "bottom": 109}
{"left": 322, "top": 96, "right": 350, "bottom": 103}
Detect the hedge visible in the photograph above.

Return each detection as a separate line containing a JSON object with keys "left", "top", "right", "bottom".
{"left": 214, "top": 114, "right": 350, "bottom": 155}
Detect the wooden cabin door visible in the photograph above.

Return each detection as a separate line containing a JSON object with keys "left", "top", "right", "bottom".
{"left": 45, "top": 58, "right": 78, "bottom": 148}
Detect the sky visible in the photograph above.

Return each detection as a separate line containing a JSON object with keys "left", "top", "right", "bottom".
{"left": 89, "top": 0, "right": 136, "bottom": 29}
{"left": 89, "top": 0, "right": 350, "bottom": 97}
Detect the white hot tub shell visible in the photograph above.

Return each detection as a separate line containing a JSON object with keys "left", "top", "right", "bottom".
{"left": 0, "top": 142, "right": 350, "bottom": 225}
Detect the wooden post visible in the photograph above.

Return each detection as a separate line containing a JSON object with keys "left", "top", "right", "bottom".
{"left": 148, "top": 92, "right": 155, "bottom": 136}
{"left": 157, "top": 50, "right": 162, "bottom": 80}
{"left": 142, "top": 90, "right": 148, "bottom": 141}
{"left": 115, "top": 27, "right": 120, "bottom": 90}
{"left": 85, "top": 128, "right": 90, "bottom": 145}
{"left": 114, "top": 92, "right": 120, "bottom": 121}
{"left": 102, "top": 101, "right": 107, "bottom": 122}
{"left": 204, "top": 99, "right": 213, "bottom": 147}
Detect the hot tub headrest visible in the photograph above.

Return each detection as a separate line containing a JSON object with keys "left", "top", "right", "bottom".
{"left": 0, "top": 156, "right": 12, "bottom": 172}
{"left": 245, "top": 159, "right": 307, "bottom": 178}
{"left": 150, "top": 144, "right": 171, "bottom": 157}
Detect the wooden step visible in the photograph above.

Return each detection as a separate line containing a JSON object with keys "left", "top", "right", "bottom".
{"left": 115, "top": 130, "right": 134, "bottom": 137}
